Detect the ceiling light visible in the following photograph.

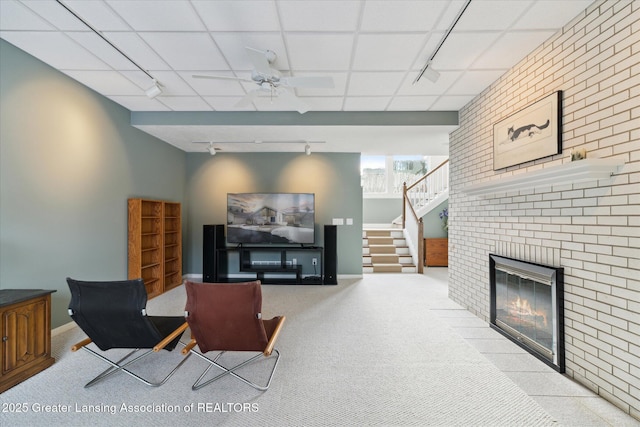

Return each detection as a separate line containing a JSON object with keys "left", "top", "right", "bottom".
{"left": 413, "top": 0, "right": 471, "bottom": 84}
{"left": 145, "top": 79, "right": 162, "bottom": 99}
{"left": 422, "top": 64, "right": 441, "bottom": 83}
{"left": 305, "top": 144, "right": 311, "bottom": 156}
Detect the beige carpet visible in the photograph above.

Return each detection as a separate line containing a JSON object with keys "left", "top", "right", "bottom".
{"left": 1, "top": 274, "right": 557, "bottom": 426}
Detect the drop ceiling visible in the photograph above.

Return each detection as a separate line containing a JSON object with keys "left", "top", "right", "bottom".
{"left": 0, "top": 0, "right": 594, "bottom": 154}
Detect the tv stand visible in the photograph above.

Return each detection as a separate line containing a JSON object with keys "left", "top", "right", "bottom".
{"left": 203, "top": 225, "right": 335, "bottom": 285}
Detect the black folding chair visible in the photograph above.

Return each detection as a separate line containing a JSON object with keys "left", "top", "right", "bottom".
{"left": 67, "top": 277, "right": 190, "bottom": 388}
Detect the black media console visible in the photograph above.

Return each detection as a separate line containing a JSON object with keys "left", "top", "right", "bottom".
{"left": 203, "top": 224, "right": 334, "bottom": 285}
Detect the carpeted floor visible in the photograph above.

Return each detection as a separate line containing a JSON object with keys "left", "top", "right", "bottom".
{"left": 1, "top": 273, "right": 559, "bottom": 426}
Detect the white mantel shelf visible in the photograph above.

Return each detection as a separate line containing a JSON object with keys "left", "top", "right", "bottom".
{"left": 463, "top": 158, "right": 624, "bottom": 196}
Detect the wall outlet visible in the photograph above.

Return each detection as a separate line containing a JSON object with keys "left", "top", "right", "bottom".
{"left": 312, "top": 258, "right": 318, "bottom": 266}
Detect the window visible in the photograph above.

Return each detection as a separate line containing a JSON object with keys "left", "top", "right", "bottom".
{"left": 361, "top": 155, "right": 435, "bottom": 197}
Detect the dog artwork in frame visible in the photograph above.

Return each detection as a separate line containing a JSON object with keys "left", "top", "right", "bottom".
{"left": 493, "top": 91, "right": 562, "bottom": 170}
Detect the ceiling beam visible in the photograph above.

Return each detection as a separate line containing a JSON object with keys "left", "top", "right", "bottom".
{"left": 130, "top": 111, "right": 459, "bottom": 127}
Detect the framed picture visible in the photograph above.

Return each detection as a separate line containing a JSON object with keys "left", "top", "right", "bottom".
{"left": 493, "top": 91, "right": 562, "bottom": 170}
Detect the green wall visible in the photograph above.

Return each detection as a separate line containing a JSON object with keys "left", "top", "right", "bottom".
{"left": 362, "top": 197, "right": 402, "bottom": 224}
{"left": 422, "top": 200, "right": 449, "bottom": 238}
{"left": 184, "top": 152, "right": 363, "bottom": 276}
{"left": 0, "top": 40, "right": 186, "bottom": 328}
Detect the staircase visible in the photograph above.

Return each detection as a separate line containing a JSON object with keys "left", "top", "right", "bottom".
{"left": 362, "top": 228, "right": 416, "bottom": 273}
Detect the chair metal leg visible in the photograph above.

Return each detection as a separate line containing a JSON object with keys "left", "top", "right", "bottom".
{"left": 80, "top": 342, "right": 191, "bottom": 388}
{"left": 189, "top": 349, "right": 281, "bottom": 391}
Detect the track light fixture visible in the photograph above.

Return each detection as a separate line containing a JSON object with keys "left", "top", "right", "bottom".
{"left": 208, "top": 143, "right": 217, "bottom": 156}
{"left": 413, "top": 0, "right": 471, "bottom": 84}
{"left": 145, "top": 79, "right": 163, "bottom": 99}
{"left": 305, "top": 144, "right": 311, "bottom": 156}
{"left": 55, "top": 0, "right": 161, "bottom": 98}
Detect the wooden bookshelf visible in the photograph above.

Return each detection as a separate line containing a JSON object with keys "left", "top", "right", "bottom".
{"left": 128, "top": 199, "right": 182, "bottom": 298}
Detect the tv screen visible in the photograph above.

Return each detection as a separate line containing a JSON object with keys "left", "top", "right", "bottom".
{"left": 227, "top": 193, "right": 315, "bottom": 244}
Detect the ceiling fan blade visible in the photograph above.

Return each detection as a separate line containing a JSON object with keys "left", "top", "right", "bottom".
{"left": 235, "top": 89, "right": 263, "bottom": 108}
{"left": 280, "top": 76, "right": 334, "bottom": 89}
{"left": 192, "top": 74, "right": 253, "bottom": 83}
{"left": 276, "top": 88, "right": 310, "bottom": 114}
{"left": 245, "top": 46, "right": 274, "bottom": 76}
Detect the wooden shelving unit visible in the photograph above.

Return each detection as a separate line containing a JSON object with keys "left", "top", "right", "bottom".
{"left": 163, "top": 202, "right": 182, "bottom": 291}
{"left": 128, "top": 199, "right": 182, "bottom": 298}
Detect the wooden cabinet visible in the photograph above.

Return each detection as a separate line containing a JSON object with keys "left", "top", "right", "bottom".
{"left": 128, "top": 199, "right": 182, "bottom": 298}
{"left": 425, "top": 238, "right": 448, "bottom": 267}
{"left": 1, "top": 290, "right": 55, "bottom": 393}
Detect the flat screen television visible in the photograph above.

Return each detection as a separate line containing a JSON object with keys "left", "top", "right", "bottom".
{"left": 227, "top": 193, "right": 315, "bottom": 244}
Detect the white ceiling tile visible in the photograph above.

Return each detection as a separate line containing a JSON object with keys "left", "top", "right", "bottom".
{"left": 62, "top": 70, "right": 144, "bottom": 95}
{"left": 159, "top": 96, "right": 212, "bottom": 111}
{"left": 122, "top": 70, "right": 196, "bottom": 96}
{"left": 0, "top": 31, "right": 108, "bottom": 70}
{"left": 108, "top": 95, "right": 171, "bottom": 111}
{"left": 63, "top": 0, "right": 131, "bottom": 31}
{"left": 279, "top": 1, "right": 360, "bottom": 31}
{"left": 473, "top": 31, "right": 556, "bottom": 69}
{"left": 140, "top": 32, "right": 228, "bottom": 71}
{"left": 251, "top": 94, "right": 304, "bottom": 112}
{"left": 361, "top": 0, "right": 448, "bottom": 32}
{"left": 343, "top": 97, "right": 391, "bottom": 111}
{"left": 388, "top": 96, "right": 438, "bottom": 111}
{"left": 455, "top": 0, "right": 533, "bottom": 31}
{"left": 21, "top": 0, "right": 85, "bottom": 30}
{"left": 191, "top": 0, "right": 280, "bottom": 32}
{"left": 1, "top": 0, "right": 54, "bottom": 30}
{"left": 447, "top": 70, "right": 506, "bottom": 95}
{"left": 293, "top": 72, "right": 348, "bottom": 97}
{"left": 103, "top": 32, "right": 170, "bottom": 70}
{"left": 67, "top": 32, "right": 137, "bottom": 70}
{"left": 435, "top": 0, "right": 467, "bottom": 31}
{"left": 431, "top": 31, "right": 501, "bottom": 69}
{"left": 286, "top": 34, "right": 354, "bottom": 70}
{"left": 353, "top": 34, "right": 426, "bottom": 71}
{"left": 347, "top": 72, "right": 406, "bottom": 96}
{"left": 180, "top": 71, "right": 248, "bottom": 96}
{"left": 302, "top": 97, "right": 345, "bottom": 111}
{"left": 203, "top": 96, "right": 256, "bottom": 111}
{"left": 213, "top": 34, "right": 289, "bottom": 71}
{"left": 397, "top": 70, "right": 463, "bottom": 96}
{"left": 430, "top": 95, "right": 475, "bottom": 110}
{"left": 106, "top": 0, "right": 206, "bottom": 31}
{"left": 511, "top": 1, "right": 595, "bottom": 30}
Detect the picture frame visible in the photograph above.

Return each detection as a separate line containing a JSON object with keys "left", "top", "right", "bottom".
{"left": 493, "top": 91, "right": 562, "bottom": 170}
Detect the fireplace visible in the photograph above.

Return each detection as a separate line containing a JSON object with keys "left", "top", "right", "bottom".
{"left": 489, "top": 254, "right": 565, "bottom": 372}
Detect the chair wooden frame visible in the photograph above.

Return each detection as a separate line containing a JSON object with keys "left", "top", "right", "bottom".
{"left": 182, "top": 280, "right": 286, "bottom": 391}
{"left": 71, "top": 322, "right": 190, "bottom": 388}
{"left": 67, "top": 277, "right": 191, "bottom": 388}
{"left": 182, "top": 316, "right": 285, "bottom": 391}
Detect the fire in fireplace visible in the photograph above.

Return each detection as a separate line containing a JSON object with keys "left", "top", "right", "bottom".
{"left": 489, "top": 254, "right": 565, "bottom": 372}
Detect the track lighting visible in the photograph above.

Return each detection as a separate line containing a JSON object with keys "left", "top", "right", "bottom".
{"left": 145, "top": 79, "right": 163, "bottom": 99}
{"left": 305, "top": 144, "right": 311, "bottom": 156}
{"left": 413, "top": 0, "right": 471, "bottom": 84}
{"left": 208, "top": 143, "right": 217, "bottom": 156}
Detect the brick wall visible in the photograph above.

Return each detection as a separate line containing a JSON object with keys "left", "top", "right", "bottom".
{"left": 448, "top": 0, "right": 639, "bottom": 419}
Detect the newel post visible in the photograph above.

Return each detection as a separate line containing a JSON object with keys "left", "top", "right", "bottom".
{"left": 418, "top": 218, "right": 424, "bottom": 274}
{"left": 402, "top": 182, "right": 407, "bottom": 229}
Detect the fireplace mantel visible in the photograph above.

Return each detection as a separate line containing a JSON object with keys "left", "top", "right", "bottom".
{"left": 463, "top": 158, "right": 623, "bottom": 196}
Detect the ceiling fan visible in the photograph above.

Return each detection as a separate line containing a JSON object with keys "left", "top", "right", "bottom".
{"left": 193, "top": 47, "right": 334, "bottom": 114}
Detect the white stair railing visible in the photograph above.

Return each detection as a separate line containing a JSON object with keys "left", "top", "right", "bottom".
{"left": 401, "top": 159, "right": 449, "bottom": 272}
